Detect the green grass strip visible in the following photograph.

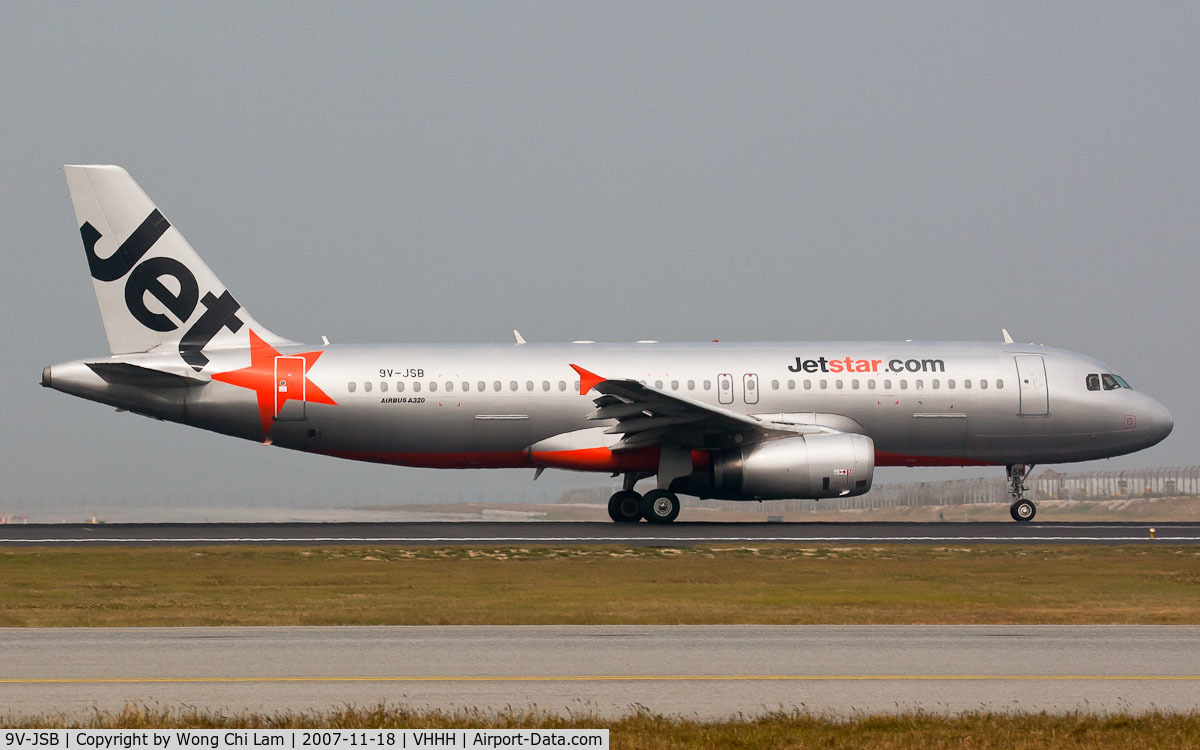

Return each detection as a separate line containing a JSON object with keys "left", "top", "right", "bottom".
{"left": 1, "top": 544, "right": 1199, "bottom": 626}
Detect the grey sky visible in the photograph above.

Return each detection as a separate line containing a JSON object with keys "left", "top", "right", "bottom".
{"left": 3, "top": 3, "right": 1197, "bottom": 513}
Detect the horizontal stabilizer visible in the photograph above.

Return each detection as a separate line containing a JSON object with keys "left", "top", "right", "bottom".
{"left": 85, "top": 362, "right": 209, "bottom": 389}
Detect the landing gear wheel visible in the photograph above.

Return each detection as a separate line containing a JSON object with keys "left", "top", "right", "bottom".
{"left": 640, "top": 489, "right": 681, "bottom": 524}
{"left": 608, "top": 491, "right": 643, "bottom": 523}
{"left": 1010, "top": 498, "right": 1036, "bottom": 522}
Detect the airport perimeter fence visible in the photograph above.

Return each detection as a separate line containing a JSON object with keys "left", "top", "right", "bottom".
{"left": 684, "top": 465, "right": 1200, "bottom": 513}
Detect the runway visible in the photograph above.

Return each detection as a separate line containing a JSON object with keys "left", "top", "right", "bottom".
{"left": 2, "top": 626, "right": 1198, "bottom": 719}
{"left": 0, "top": 520, "right": 1197, "bottom": 546}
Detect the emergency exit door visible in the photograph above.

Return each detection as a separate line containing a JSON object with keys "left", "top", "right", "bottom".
{"left": 717, "top": 373, "right": 734, "bottom": 404}
{"left": 274, "top": 356, "right": 307, "bottom": 420}
{"left": 743, "top": 373, "right": 759, "bottom": 405}
{"left": 1014, "top": 355, "right": 1049, "bottom": 416}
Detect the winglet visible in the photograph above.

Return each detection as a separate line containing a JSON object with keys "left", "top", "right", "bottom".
{"left": 570, "top": 364, "right": 605, "bottom": 395}
{"left": 513, "top": 329, "right": 527, "bottom": 345}
{"left": 1001, "top": 328, "right": 1014, "bottom": 344}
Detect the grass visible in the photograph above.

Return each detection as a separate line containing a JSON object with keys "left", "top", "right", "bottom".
{"left": 3, "top": 705, "right": 1199, "bottom": 748}
{"left": 1, "top": 544, "right": 1199, "bottom": 626}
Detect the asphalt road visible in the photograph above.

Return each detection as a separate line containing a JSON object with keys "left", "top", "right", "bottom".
{"left": 0, "top": 520, "right": 1197, "bottom": 546}
{"left": 2, "top": 626, "right": 1198, "bottom": 719}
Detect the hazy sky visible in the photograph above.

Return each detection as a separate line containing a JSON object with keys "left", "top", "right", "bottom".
{"left": 3, "top": 3, "right": 1197, "bottom": 513}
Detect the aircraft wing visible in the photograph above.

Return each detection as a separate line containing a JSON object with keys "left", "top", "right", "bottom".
{"left": 571, "top": 364, "right": 825, "bottom": 452}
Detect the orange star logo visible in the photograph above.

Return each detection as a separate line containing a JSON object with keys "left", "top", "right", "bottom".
{"left": 211, "top": 329, "right": 337, "bottom": 435}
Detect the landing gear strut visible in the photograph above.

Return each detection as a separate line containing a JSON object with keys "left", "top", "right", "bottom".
{"left": 1007, "top": 463, "right": 1036, "bottom": 522}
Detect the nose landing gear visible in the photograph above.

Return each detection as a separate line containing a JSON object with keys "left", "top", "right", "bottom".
{"left": 1007, "top": 464, "right": 1036, "bottom": 522}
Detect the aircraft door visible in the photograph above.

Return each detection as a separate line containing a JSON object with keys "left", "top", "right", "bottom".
{"left": 274, "top": 356, "right": 307, "bottom": 421}
{"left": 1014, "top": 355, "right": 1049, "bottom": 416}
{"left": 717, "top": 373, "right": 734, "bottom": 404}
{"left": 743, "top": 373, "right": 759, "bottom": 405}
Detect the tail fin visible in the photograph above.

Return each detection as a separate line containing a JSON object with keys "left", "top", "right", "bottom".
{"left": 64, "top": 165, "right": 291, "bottom": 370}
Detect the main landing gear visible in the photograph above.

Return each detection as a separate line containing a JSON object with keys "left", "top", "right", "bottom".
{"left": 607, "top": 490, "right": 642, "bottom": 523}
{"left": 607, "top": 473, "right": 682, "bottom": 524}
{"left": 1007, "top": 463, "right": 1036, "bottom": 522}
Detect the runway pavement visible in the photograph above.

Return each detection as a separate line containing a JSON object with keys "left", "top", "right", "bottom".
{"left": 0, "top": 520, "right": 1197, "bottom": 546}
{"left": 2, "top": 626, "right": 1198, "bottom": 719}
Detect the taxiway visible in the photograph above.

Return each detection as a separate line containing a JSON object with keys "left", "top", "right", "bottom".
{"left": 2, "top": 626, "right": 1197, "bottom": 719}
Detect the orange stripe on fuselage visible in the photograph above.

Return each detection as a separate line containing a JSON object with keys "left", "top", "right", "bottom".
{"left": 317, "top": 449, "right": 531, "bottom": 469}
{"left": 529, "top": 446, "right": 661, "bottom": 472}
{"left": 874, "top": 451, "right": 999, "bottom": 467}
{"left": 318, "top": 448, "right": 995, "bottom": 471}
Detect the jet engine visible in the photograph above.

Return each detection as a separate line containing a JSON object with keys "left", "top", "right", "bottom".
{"left": 704, "top": 433, "right": 875, "bottom": 500}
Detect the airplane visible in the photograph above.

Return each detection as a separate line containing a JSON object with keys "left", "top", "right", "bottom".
{"left": 42, "top": 165, "right": 1174, "bottom": 523}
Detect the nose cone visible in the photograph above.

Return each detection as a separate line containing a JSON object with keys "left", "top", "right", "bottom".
{"left": 1147, "top": 398, "right": 1174, "bottom": 445}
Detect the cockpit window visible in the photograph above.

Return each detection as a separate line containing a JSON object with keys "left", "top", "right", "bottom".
{"left": 1113, "top": 374, "right": 1132, "bottom": 389}
{"left": 1101, "top": 373, "right": 1121, "bottom": 390}
{"left": 1086, "top": 374, "right": 1100, "bottom": 391}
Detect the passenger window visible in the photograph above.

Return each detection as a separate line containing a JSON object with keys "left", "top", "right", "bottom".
{"left": 703, "top": 380, "right": 712, "bottom": 390}
{"left": 380, "top": 382, "right": 388, "bottom": 392}
{"left": 836, "top": 380, "right": 843, "bottom": 389}
{"left": 964, "top": 380, "right": 971, "bottom": 389}
{"left": 558, "top": 381, "right": 566, "bottom": 391}
{"left": 687, "top": 380, "right": 696, "bottom": 390}
{"left": 574, "top": 380, "right": 580, "bottom": 391}
{"left": 493, "top": 381, "right": 501, "bottom": 392}
{"left": 347, "top": 382, "right": 356, "bottom": 393}
{"left": 542, "top": 381, "right": 550, "bottom": 392}
{"left": 721, "top": 379, "right": 730, "bottom": 390}
{"left": 883, "top": 379, "right": 892, "bottom": 390}
{"left": 932, "top": 379, "right": 939, "bottom": 389}
{"left": 948, "top": 379, "right": 955, "bottom": 389}
{"left": 655, "top": 380, "right": 664, "bottom": 389}
{"left": 980, "top": 379, "right": 988, "bottom": 389}
{"left": 787, "top": 380, "right": 795, "bottom": 390}
{"left": 478, "top": 381, "right": 486, "bottom": 392}
{"left": 916, "top": 380, "right": 923, "bottom": 390}
{"left": 672, "top": 380, "right": 679, "bottom": 390}
{"left": 413, "top": 382, "right": 422, "bottom": 392}
{"left": 900, "top": 380, "right": 907, "bottom": 390}
{"left": 820, "top": 379, "right": 827, "bottom": 389}
{"left": 509, "top": 381, "right": 518, "bottom": 391}
{"left": 445, "top": 381, "right": 454, "bottom": 392}
{"left": 852, "top": 379, "right": 859, "bottom": 389}
{"left": 996, "top": 379, "right": 1003, "bottom": 389}
{"left": 804, "top": 380, "right": 812, "bottom": 390}
{"left": 429, "top": 382, "right": 437, "bottom": 392}
{"left": 461, "top": 382, "right": 469, "bottom": 392}
{"left": 397, "top": 382, "right": 405, "bottom": 392}
{"left": 771, "top": 380, "right": 779, "bottom": 390}
{"left": 867, "top": 379, "right": 876, "bottom": 389}
{"left": 1101, "top": 373, "right": 1121, "bottom": 390}
{"left": 526, "top": 381, "right": 534, "bottom": 391}
{"left": 364, "top": 382, "right": 372, "bottom": 393}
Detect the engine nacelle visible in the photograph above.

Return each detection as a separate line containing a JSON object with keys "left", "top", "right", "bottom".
{"left": 708, "top": 433, "right": 875, "bottom": 499}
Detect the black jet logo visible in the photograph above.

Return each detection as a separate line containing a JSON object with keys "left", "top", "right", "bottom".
{"left": 80, "top": 210, "right": 244, "bottom": 371}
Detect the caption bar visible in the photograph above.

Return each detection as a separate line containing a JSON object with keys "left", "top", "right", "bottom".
{"left": 2, "top": 731, "right": 607, "bottom": 750}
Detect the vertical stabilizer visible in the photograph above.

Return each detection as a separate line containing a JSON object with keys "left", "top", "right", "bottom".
{"left": 63, "top": 165, "right": 290, "bottom": 370}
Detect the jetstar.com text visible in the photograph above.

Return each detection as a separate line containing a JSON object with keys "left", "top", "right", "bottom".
{"left": 787, "top": 357, "right": 946, "bottom": 374}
